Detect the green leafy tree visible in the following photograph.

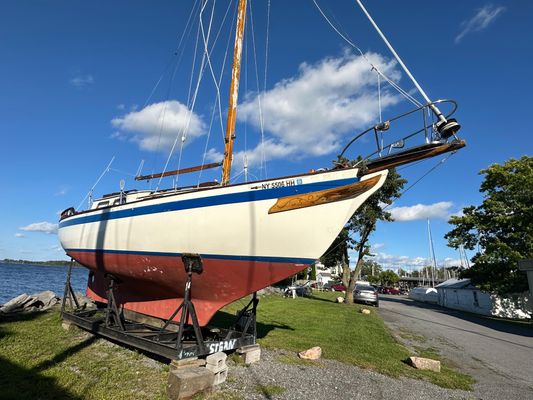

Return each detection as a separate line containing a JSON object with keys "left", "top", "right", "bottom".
{"left": 445, "top": 156, "right": 533, "bottom": 294}
{"left": 309, "top": 263, "right": 317, "bottom": 281}
{"left": 379, "top": 270, "right": 399, "bottom": 286}
{"left": 321, "top": 227, "right": 352, "bottom": 286}
{"left": 359, "top": 259, "right": 382, "bottom": 278}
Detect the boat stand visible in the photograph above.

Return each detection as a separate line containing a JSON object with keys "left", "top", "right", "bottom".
{"left": 60, "top": 256, "right": 257, "bottom": 360}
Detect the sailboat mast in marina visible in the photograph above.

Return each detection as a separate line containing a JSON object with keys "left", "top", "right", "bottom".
{"left": 59, "top": 0, "right": 466, "bottom": 327}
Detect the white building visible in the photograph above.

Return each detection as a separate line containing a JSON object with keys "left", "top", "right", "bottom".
{"left": 435, "top": 278, "right": 531, "bottom": 320}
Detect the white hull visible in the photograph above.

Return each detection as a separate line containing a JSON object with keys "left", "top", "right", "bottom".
{"left": 59, "top": 168, "right": 388, "bottom": 263}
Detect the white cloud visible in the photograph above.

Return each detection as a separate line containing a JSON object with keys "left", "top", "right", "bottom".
{"left": 373, "top": 252, "right": 428, "bottom": 270}
{"left": 15, "top": 233, "right": 25, "bottom": 238}
{"left": 371, "top": 252, "right": 466, "bottom": 271}
{"left": 455, "top": 4, "right": 506, "bottom": 43}
{"left": 111, "top": 100, "right": 206, "bottom": 152}
{"left": 19, "top": 222, "right": 58, "bottom": 235}
{"left": 69, "top": 74, "right": 94, "bottom": 88}
{"left": 371, "top": 243, "right": 385, "bottom": 251}
{"left": 236, "top": 52, "right": 401, "bottom": 166}
{"left": 389, "top": 201, "right": 454, "bottom": 222}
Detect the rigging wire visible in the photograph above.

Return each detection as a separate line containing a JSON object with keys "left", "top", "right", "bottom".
{"left": 198, "top": 1, "right": 238, "bottom": 185}
{"left": 311, "top": 0, "right": 422, "bottom": 108}
{"left": 156, "top": 0, "right": 213, "bottom": 191}
{"left": 76, "top": 156, "right": 115, "bottom": 211}
{"left": 249, "top": 0, "right": 268, "bottom": 181}
{"left": 145, "top": 1, "right": 202, "bottom": 184}
{"left": 261, "top": 0, "right": 271, "bottom": 179}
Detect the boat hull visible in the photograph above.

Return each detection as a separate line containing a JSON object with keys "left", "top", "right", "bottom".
{"left": 59, "top": 168, "right": 388, "bottom": 325}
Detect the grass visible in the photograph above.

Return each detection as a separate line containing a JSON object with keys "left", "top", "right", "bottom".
{"left": 212, "top": 291, "right": 474, "bottom": 390}
{"left": 255, "top": 384, "right": 286, "bottom": 397}
{"left": 0, "top": 292, "right": 474, "bottom": 399}
{"left": 411, "top": 347, "right": 476, "bottom": 391}
{"left": 0, "top": 310, "right": 167, "bottom": 399}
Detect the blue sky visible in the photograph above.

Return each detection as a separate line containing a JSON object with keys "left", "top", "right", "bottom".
{"left": 1, "top": 1, "right": 531, "bottom": 271}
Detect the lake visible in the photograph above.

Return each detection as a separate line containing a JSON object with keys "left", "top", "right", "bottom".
{"left": 0, "top": 263, "right": 89, "bottom": 305}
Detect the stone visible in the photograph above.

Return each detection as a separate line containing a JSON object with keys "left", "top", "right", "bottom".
{"left": 0, "top": 294, "right": 30, "bottom": 313}
{"left": 170, "top": 357, "right": 206, "bottom": 371}
{"left": 236, "top": 345, "right": 261, "bottom": 365}
{"left": 361, "top": 309, "right": 371, "bottom": 315}
{"left": 298, "top": 346, "right": 322, "bottom": 360}
{"left": 206, "top": 352, "right": 227, "bottom": 369}
{"left": 409, "top": 356, "right": 441, "bottom": 372}
{"left": 167, "top": 367, "right": 214, "bottom": 400}
{"left": 212, "top": 366, "right": 228, "bottom": 385}
{"left": 336, "top": 297, "right": 344, "bottom": 303}
{"left": 61, "top": 320, "right": 76, "bottom": 331}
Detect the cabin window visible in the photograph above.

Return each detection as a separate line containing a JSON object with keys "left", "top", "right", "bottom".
{"left": 97, "top": 201, "right": 109, "bottom": 208}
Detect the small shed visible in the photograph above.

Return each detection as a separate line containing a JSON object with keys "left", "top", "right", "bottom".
{"left": 316, "top": 272, "right": 332, "bottom": 286}
{"left": 435, "top": 278, "right": 492, "bottom": 315}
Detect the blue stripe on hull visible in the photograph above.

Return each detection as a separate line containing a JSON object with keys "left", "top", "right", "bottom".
{"left": 59, "top": 176, "right": 358, "bottom": 228}
{"left": 66, "top": 248, "right": 316, "bottom": 265}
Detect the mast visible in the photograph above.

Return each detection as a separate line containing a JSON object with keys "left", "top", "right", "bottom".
{"left": 221, "top": 0, "right": 247, "bottom": 186}
{"left": 427, "top": 219, "right": 438, "bottom": 287}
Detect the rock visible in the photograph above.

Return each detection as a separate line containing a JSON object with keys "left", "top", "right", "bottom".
{"left": 298, "top": 346, "right": 322, "bottom": 360}
{"left": 0, "top": 294, "right": 30, "bottom": 313}
{"left": 409, "top": 356, "right": 441, "bottom": 372}
{"left": 361, "top": 309, "right": 371, "bottom": 315}
{"left": 26, "top": 291, "right": 58, "bottom": 309}
{"left": 167, "top": 367, "right": 214, "bottom": 399}
{"left": 336, "top": 297, "right": 345, "bottom": 303}
{"left": 62, "top": 321, "right": 76, "bottom": 331}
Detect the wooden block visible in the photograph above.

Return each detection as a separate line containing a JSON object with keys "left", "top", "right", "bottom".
{"left": 167, "top": 367, "right": 214, "bottom": 400}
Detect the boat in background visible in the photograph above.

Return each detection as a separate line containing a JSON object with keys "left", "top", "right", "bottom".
{"left": 58, "top": 0, "right": 465, "bottom": 327}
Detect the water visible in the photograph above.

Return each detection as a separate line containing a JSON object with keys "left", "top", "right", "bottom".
{"left": 0, "top": 263, "right": 89, "bottom": 305}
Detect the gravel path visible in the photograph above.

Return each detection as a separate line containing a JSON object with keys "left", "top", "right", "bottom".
{"left": 217, "top": 348, "right": 474, "bottom": 400}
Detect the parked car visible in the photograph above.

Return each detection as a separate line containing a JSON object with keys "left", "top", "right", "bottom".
{"left": 330, "top": 283, "right": 347, "bottom": 292}
{"left": 353, "top": 284, "right": 379, "bottom": 307}
{"left": 382, "top": 287, "right": 401, "bottom": 295}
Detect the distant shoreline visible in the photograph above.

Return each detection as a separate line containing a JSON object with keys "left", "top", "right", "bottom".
{"left": 0, "top": 259, "right": 81, "bottom": 267}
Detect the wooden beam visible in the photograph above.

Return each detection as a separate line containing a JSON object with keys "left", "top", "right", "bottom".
{"left": 361, "top": 140, "right": 466, "bottom": 176}
{"left": 135, "top": 162, "right": 222, "bottom": 181}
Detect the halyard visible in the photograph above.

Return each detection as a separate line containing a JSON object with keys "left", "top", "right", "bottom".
{"left": 0, "top": 292, "right": 472, "bottom": 399}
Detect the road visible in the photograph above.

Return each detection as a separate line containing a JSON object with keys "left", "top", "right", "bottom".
{"left": 378, "top": 295, "right": 533, "bottom": 400}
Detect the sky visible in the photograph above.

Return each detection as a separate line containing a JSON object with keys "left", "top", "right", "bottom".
{"left": 1, "top": 0, "right": 531, "bottom": 272}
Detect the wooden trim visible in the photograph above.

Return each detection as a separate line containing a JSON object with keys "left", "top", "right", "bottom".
{"left": 361, "top": 140, "right": 466, "bottom": 175}
{"left": 268, "top": 175, "right": 381, "bottom": 214}
{"left": 135, "top": 162, "right": 222, "bottom": 181}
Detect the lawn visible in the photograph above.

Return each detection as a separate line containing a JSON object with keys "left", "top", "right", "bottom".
{"left": 0, "top": 292, "right": 473, "bottom": 399}
{"left": 0, "top": 312, "right": 168, "bottom": 400}
{"left": 212, "top": 291, "right": 474, "bottom": 389}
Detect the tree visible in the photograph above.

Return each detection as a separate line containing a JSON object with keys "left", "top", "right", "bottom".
{"left": 343, "top": 167, "right": 406, "bottom": 303}
{"left": 359, "top": 259, "right": 382, "bottom": 279}
{"left": 445, "top": 156, "right": 533, "bottom": 294}
{"left": 379, "top": 270, "right": 399, "bottom": 286}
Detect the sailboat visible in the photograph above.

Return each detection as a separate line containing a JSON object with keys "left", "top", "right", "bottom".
{"left": 58, "top": 0, "right": 465, "bottom": 327}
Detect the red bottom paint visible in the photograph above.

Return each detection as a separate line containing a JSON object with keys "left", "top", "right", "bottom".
{"left": 69, "top": 251, "right": 308, "bottom": 326}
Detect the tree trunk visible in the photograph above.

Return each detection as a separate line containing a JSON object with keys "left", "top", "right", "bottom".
{"left": 344, "top": 225, "right": 372, "bottom": 303}
{"left": 341, "top": 248, "right": 350, "bottom": 288}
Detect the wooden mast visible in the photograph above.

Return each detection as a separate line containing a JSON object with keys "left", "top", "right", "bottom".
{"left": 221, "top": 0, "right": 247, "bottom": 186}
